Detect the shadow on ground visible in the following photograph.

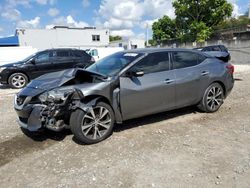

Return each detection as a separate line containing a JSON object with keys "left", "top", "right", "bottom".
{"left": 0, "top": 129, "right": 71, "bottom": 167}
{"left": 114, "top": 106, "right": 197, "bottom": 132}
{"left": 0, "top": 84, "right": 12, "bottom": 89}
{"left": 73, "top": 106, "right": 198, "bottom": 145}
{"left": 0, "top": 106, "right": 198, "bottom": 163}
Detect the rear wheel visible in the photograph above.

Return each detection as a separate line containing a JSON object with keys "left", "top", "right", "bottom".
{"left": 8, "top": 73, "right": 28, "bottom": 89}
{"left": 197, "top": 83, "right": 224, "bottom": 113}
{"left": 70, "top": 102, "right": 115, "bottom": 144}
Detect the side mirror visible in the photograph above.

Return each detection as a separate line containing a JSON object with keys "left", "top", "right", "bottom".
{"left": 126, "top": 70, "right": 144, "bottom": 77}
{"left": 30, "top": 59, "right": 36, "bottom": 64}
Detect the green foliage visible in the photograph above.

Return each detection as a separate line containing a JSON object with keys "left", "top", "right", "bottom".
{"left": 151, "top": 0, "right": 233, "bottom": 43}
{"left": 148, "top": 39, "right": 157, "bottom": 46}
{"left": 190, "top": 21, "right": 212, "bottom": 43}
{"left": 152, "top": 16, "right": 177, "bottom": 42}
{"left": 173, "top": 0, "right": 233, "bottom": 42}
{"left": 215, "top": 16, "right": 250, "bottom": 30}
{"left": 109, "top": 35, "right": 122, "bottom": 42}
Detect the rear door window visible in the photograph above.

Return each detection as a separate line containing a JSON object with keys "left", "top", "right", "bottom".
{"left": 57, "top": 50, "right": 70, "bottom": 57}
{"left": 172, "top": 51, "right": 205, "bottom": 69}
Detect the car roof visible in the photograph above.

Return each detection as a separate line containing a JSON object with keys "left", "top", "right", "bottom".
{"left": 40, "top": 48, "right": 83, "bottom": 53}
{"left": 203, "top": 45, "right": 225, "bottom": 48}
{"left": 122, "top": 48, "right": 205, "bottom": 54}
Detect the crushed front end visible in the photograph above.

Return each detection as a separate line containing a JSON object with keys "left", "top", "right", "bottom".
{"left": 14, "top": 87, "right": 76, "bottom": 132}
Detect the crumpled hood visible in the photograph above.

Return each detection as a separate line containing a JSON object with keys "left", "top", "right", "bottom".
{"left": 27, "top": 69, "right": 76, "bottom": 91}
{"left": 18, "top": 68, "right": 107, "bottom": 97}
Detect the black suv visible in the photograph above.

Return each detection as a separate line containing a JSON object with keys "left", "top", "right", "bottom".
{"left": 195, "top": 45, "right": 229, "bottom": 52}
{"left": 194, "top": 45, "right": 230, "bottom": 62}
{"left": 0, "top": 48, "right": 94, "bottom": 88}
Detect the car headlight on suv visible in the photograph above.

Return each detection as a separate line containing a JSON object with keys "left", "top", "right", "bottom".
{"left": 38, "top": 88, "right": 74, "bottom": 103}
{"left": 0, "top": 67, "right": 6, "bottom": 73}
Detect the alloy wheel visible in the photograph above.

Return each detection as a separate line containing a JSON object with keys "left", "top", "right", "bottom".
{"left": 206, "top": 86, "right": 223, "bottom": 111}
{"left": 11, "top": 75, "right": 26, "bottom": 88}
{"left": 81, "top": 106, "right": 112, "bottom": 140}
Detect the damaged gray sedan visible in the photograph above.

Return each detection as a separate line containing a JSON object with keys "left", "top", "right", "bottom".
{"left": 14, "top": 48, "right": 234, "bottom": 144}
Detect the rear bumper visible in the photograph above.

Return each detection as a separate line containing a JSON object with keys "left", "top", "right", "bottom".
{"left": 224, "top": 75, "right": 234, "bottom": 98}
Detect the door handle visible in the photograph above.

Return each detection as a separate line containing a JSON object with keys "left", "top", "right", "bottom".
{"left": 164, "top": 79, "right": 174, "bottom": 84}
{"left": 201, "top": 71, "right": 209, "bottom": 76}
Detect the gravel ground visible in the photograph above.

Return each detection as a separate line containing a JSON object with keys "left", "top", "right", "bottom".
{"left": 0, "top": 65, "right": 250, "bottom": 188}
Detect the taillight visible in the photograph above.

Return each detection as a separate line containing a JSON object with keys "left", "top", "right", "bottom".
{"left": 226, "top": 64, "right": 234, "bottom": 74}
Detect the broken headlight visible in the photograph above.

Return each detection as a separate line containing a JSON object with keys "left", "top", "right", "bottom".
{"left": 38, "top": 88, "right": 74, "bottom": 103}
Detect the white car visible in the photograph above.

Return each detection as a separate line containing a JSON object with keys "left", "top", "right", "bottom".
{"left": 86, "top": 47, "right": 124, "bottom": 61}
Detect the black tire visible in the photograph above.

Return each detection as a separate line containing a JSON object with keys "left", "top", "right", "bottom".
{"left": 197, "top": 83, "right": 224, "bottom": 113}
{"left": 8, "top": 73, "right": 28, "bottom": 89}
{"left": 70, "top": 102, "right": 115, "bottom": 144}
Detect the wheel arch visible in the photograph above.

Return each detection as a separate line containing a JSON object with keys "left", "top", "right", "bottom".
{"left": 211, "top": 81, "right": 226, "bottom": 96}
{"left": 82, "top": 95, "right": 112, "bottom": 107}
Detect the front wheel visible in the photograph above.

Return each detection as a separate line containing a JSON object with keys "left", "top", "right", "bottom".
{"left": 197, "top": 83, "right": 224, "bottom": 113}
{"left": 70, "top": 102, "right": 115, "bottom": 144}
{"left": 8, "top": 73, "right": 28, "bottom": 89}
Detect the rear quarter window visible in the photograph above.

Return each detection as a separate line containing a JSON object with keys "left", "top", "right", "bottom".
{"left": 219, "top": 45, "right": 228, "bottom": 52}
{"left": 73, "top": 50, "right": 85, "bottom": 57}
{"left": 211, "top": 46, "right": 221, "bottom": 51}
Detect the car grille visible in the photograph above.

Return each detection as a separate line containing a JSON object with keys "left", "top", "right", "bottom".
{"left": 16, "top": 96, "right": 26, "bottom": 106}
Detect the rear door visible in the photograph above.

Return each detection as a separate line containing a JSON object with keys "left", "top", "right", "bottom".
{"left": 53, "top": 50, "right": 74, "bottom": 71}
{"left": 120, "top": 52, "right": 176, "bottom": 120}
{"left": 172, "top": 51, "right": 209, "bottom": 107}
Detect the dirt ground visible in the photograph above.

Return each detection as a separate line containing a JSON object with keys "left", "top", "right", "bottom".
{"left": 0, "top": 65, "right": 250, "bottom": 188}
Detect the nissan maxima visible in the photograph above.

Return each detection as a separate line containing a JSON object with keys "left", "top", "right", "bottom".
{"left": 14, "top": 48, "right": 234, "bottom": 144}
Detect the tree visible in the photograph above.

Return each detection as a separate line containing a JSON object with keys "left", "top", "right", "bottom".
{"left": 152, "top": 16, "right": 177, "bottom": 42}
{"left": 173, "top": 0, "right": 233, "bottom": 42}
{"left": 109, "top": 35, "right": 122, "bottom": 42}
{"left": 148, "top": 39, "right": 157, "bottom": 46}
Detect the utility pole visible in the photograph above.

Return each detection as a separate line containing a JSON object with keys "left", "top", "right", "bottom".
{"left": 146, "top": 23, "right": 149, "bottom": 47}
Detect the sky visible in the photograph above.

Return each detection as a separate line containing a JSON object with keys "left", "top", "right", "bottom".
{"left": 0, "top": 0, "right": 249, "bottom": 39}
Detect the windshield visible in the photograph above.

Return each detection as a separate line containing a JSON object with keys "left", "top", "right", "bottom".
{"left": 87, "top": 52, "right": 143, "bottom": 76}
{"left": 22, "top": 53, "right": 37, "bottom": 62}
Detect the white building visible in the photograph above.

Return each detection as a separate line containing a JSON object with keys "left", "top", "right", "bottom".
{"left": 109, "top": 38, "right": 145, "bottom": 50}
{"left": 16, "top": 26, "right": 110, "bottom": 50}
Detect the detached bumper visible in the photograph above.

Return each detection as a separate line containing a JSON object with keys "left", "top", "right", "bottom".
{"left": 16, "top": 105, "right": 45, "bottom": 131}
{"left": 14, "top": 96, "right": 45, "bottom": 131}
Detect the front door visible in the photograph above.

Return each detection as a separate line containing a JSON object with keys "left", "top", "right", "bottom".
{"left": 119, "top": 52, "right": 176, "bottom": 120}
{"left": 29, "top": 51, "right": 54, "bottom": 79}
